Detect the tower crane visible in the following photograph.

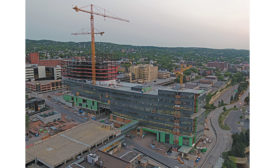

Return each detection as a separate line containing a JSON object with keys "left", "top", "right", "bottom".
{"left": 71, "top": 32, "right": 104, "bottom": 36}
{"left": 175, "top": 64, "right": 192, "bottom": 88}
{"left": 73, "top": 4, "right": 129, "bottom": 85}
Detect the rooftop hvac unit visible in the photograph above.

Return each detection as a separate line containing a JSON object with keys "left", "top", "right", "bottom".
{"left": 87, "top": 153, "right": 99, "bottom": 165}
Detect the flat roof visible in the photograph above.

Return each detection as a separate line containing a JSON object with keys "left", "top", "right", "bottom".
{"left": 96, "top": 150, "right": 130, "bottom": 168}
{"left": 27, "top": 80, "right": 61, "bottom": 85}
{"left": 26, "top": 120, "right": 117, "bottom": 168}
{"left": 65, "top": 79, "right": 205, "bottom": 96}
{"left": 26, "top": 97, "right": 45, "bottom": 104}
{"left": 101, "top": 81, "right": 204, "bottom": 95}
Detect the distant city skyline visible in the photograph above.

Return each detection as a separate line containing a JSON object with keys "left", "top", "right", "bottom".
{"left": 26, "top": 0, "right": 249, "bottom": 50}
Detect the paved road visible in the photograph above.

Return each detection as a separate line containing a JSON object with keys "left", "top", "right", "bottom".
{"left": 200, "top": 86, "right": 249, "bottom": 168}
{"left": 31, "top": 92, "right": 87, "bottom": 123}
{"left": 125, "top": 138, "right": 188, "bottom": 168}
{"left": 225, "top": 109, "right": 242, "bottom": 134}
{"left": 45, "top": 99, "right": 87, "bottom": 123}
{"left": 213, "top": 84, "right": 238, "bottom": 107}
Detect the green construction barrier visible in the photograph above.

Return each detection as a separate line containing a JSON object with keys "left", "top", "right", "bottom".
{"left": 160, "top": 132, "right": 165, "bottom": 143}
{"left": 179, "top": 136, "right": 183, "bottom": 146}
{"left": 73, "top": 96, "right": 77, "bottom": 105}
{"left": 142, "top": 127, "right": 158, "bottom": 134}
{"left": 63, "top": 95, "right": 73, "bottom": 102}
{"left": 65, "top": 95, "right": 98, "bottom": 111}
{"left": 157, "top": 132, "right": 159, "bottom": 141}
{"left": 169, "top": 134, "right": 174, "bottom": 145}
{"left": 201, "top": 148, "right": 207, "bottom": 153}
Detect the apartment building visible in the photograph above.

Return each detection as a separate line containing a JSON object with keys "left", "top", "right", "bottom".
{"left": 129, "top": 64, "right": 158, "bottom": 83}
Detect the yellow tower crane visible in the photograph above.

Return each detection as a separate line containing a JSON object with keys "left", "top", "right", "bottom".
{"left": 176, "top": 64, "right": 192, "bottom": 88}
{"left": 73, "top": 4, "right": 129, "bottom": 85}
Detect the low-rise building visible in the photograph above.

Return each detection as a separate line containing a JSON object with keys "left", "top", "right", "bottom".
{"left": 26, "top": 97, "right": 46, "bottom": 114}
{"left": 26, "top": 80, "right": 63, "bottom": 93}
{"left": 199, "top": 79, "right": 214, "bottom": 85}
{"left": 207, "top": 61, "right": 228, "bottom": 71}
{"left": 26, "top": 64, "right": 62, "bottom": 81}
{"left": 37, "top": 110, "right": 61, "bottom": 124}
{"left": 158, "top": 71, "right": 170, "bottom": 79}
{"left": 129, "top": 64, "right": 158, "bottom": 83}
{"left": 27, "top": 52, "right": 62, "bottom": 67}
{"left": 26, "top": 64, "right": 35, "bottom": 81}
{"left": 205, "top": 75, "right": 218, "bottom": 83}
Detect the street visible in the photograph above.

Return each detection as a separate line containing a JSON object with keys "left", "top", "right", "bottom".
{"left": 30, "top": 92, "right": 87, "bottom": 123}
{"left": 200, "top": 86, "right": 249, "bottom": 168}
{"left": 45, "top": 99, "right": 87, "bottom": 123}
{"left": 213, "top": 84, "right": 239, "bottom": 107}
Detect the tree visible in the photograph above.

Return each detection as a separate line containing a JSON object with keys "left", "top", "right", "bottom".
{"left": 222, "top": 159, "right": 237, "bottom": 168}
{"left": 244, "top": 96, "right": 249, "bottom": 105}
{"left": 221, "top": 99, "right": 224, "bottom": 106}
{"left": 223, "top": 106, "right": 227, "bottom": 112}
{"left": 222, "top": 152, "right": 237, "bottom": 168}
{"left": 224, "top": 72, "right": 232, "bottom": 77}
{"left": 218, "top": 75, "right": 224, "bottom": 81}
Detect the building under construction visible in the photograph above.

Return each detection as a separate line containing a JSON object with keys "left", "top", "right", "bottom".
{"left": 62, "top": 56, "right": 118, "bottom": 85}
{"left": 63, "top": 76, "right": 206, "bottom": 147}
{"left": 62, "top": 3, "right": 206, "bottom": 148}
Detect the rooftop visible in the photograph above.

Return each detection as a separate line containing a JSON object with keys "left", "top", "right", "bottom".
{"left": 38, "top": 111, "right": 59, "bottom": 118}
{"left": 26, "top": 120, "right": 117, "bottom": 168}
{"left": 27, "top": 79, "right": 61, "bottom": 85}
{"left": 26, "top": 97, "right": 45, "bottom": 104}
{"left": 96, "top": 150, "right": 130, "bottom": 168}
{"left": 99, "top": 81, "right": 205, "bottom": 95}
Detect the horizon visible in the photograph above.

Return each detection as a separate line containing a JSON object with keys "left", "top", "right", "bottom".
{"left": 26, "top": 39, "right": 249, "bottom": 51}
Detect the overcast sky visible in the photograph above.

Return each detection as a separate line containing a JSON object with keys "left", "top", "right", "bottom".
{"left": 26, "top": 0, "right": 249, "bottom": 49}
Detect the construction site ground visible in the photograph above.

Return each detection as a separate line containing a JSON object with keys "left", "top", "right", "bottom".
{"left": 132, "top": 132, "right": 171, "bottom": 157}
{"left": 26, "top": 114, "right": 78, "bottom": 146}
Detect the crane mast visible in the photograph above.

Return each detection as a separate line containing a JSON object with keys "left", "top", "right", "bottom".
{"left": 73, "top": 4, "right": 129, "bottom": 85}
{"left": 90, "top": 4, "right": 96, "bottom": 85}
{"left": 176, "top": 64, "right": 192, "bottom": 88}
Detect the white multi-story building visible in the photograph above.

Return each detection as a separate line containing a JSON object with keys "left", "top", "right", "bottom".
{"left": 26, "top": 64, "right": 35, "bottom": 81}
{"left": 54, "top": 65, "right": 62, "bottom": 80}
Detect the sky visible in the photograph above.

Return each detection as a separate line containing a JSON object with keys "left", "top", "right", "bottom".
{"left": 26, "top": 0, "right": 249, "bottom": 49}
